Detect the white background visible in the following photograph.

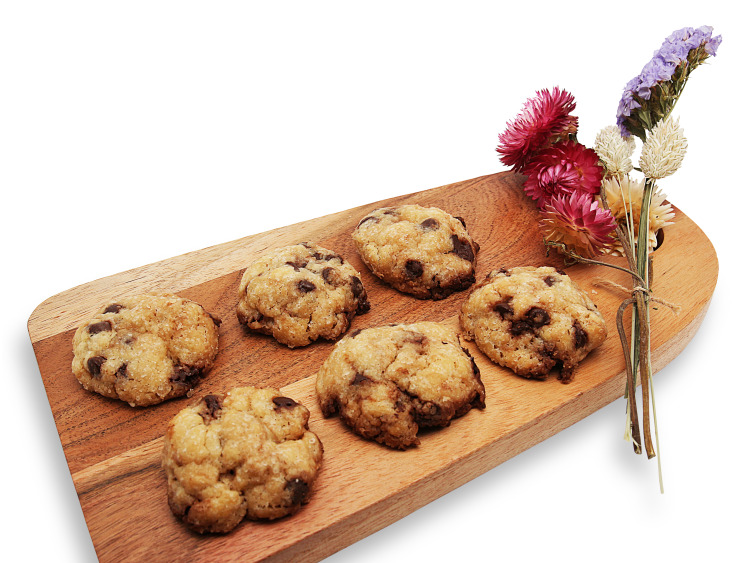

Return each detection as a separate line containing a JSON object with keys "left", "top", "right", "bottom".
{"left": 2, "top": 2, "right": 747, "bottom": 561}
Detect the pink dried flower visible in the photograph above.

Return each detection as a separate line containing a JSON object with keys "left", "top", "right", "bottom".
{"left": 540, "top": 191, "right": 617, "bottom": 258}
{"left": 497, "top": 87, "right": 579, "bottom": 173}
{"left": 523, "top": 141, "right": 604, "bottom": 208}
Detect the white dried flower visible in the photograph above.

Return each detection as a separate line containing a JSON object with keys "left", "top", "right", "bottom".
{"left": 602, "top": 174, "right": 675, "bottom": 254}
{"left": 594, "top": 125, "right": 636, "bottom": 177}
{"left": 640, "top": 116, "right": 688, "bottom": 179}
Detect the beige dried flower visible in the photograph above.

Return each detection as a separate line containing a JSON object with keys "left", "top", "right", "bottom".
{"left": 640, "top": 116, "right": 688, "bottom": 179}
{"left": 602, "top": 175, "right": 675, "bottom": 253}
{"left": 594, "top": 125, "right": 636, "bottom": 177}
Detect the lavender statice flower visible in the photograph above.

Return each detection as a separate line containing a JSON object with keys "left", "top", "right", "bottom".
{"left": 616, "top": 26, "right": 721, "bottom": 140}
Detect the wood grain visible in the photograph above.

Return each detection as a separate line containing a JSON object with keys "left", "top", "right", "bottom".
{"left": 27, "top": 172, "right": 718, "bottom": 562}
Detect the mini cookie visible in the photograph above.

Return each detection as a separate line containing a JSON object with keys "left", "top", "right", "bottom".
{"left": 352, "top": 204, "right": 479, "bottom": 299}
{"left": 237, "top": 242, "right": 370, "bottom": 348}
{"left": 459, "top": 266, "right": 607, "bottom": 382}
{"left": 162, "top": 387, "right": 324, "bottom": 533}
{"left": 316, "top": 322, "right": 485, "bottom": 449}
{"left": 72, "top": 293, "right": 221, "bottom": 406}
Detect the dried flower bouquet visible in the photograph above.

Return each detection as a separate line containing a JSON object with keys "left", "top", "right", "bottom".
{"left": 496, "top": 26, "right": 721, "bottom": 491}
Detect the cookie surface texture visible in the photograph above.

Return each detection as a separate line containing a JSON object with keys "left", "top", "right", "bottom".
{"left": 460, "top": 266, "right": 607, "bottom": 382}
{"left": 316, "top": 321, "right": 485, "bottom": 449}
{"left": 162, "top": 387, "right": 324, "bottom": 533}
{"left": 352, "top": 204, "right": 479, "bottom": 299}
{"left": 72, "top": 293, "right": 220, "bottom": 406}
{"left": 237, "top": 242, "right": 370, "bottom": 348}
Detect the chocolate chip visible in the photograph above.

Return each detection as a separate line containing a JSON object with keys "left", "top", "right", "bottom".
{"left": 171, "top": 364, "right": 202, "bottom": 387}
{"left": 429, "top": 285, "right": 452, "bottom": 300}
{"left": 237, "top": 309, "right": 264, "bottom": 325}
{"left": 286, "top": 259, "right": 308, "bottom": 271}
{"left": 88, "top": 320, "right": 112, "bottom": 335}
{"left": 115, "top": 363, "right": 128, "bottom": 378}
{"left": 510, "top": 320, "right": 534, "bottom": 336}
{"left": 470, "top": 355, "right": 481, "bottom": 377}
{"left": 357, "top": 215, "right": 379, "bottom": 228}
{"left": 451, "top": 235, "right": 475, "bottom": 262}
{"left": 420, "top": 218, "right": 439, "bottom": 230}
{"left": 87, "top": 356, "right": 106, "bottom": 377}
{"left": 104, "top": 303, "right": 123, "bottom": 314}
{"left": 322, "top": 253, "right": 342, "bottom": 263}
{"left": 351, "top": 372, "right": 372, "bottom": 385}
{"left": 525, "top": 307, "right": 551, "bottom": 328}
{"left": 428, "top": 270, "right": 476, "bottom": 299}
{"left": 272, "top": 396, "right": 299, "bottom": 409}
{"left": 205, "top": 394, "right": 222, "bottom": 414}
{"left": 510, "top": 307, "right": 551, "bottom": 334}
{"left": 285, "top": 478, "right": 309, "bottom": 506}
{"left": 351, "top": 276, "right": 364, "bottom": 298}
{"left": 461, "top": 346, "right": 482, "bottom": 379}
{"left": 573, "top": 320, "right": 588, "bottom": 349}
{"left": 454, "top": 216, "right": 467, "bottom": 228}
{"left": 297, "top": 279, "right": 316, "bottom": 293}
{"left": 404, "top": 331, "right": 427, "bottom": 346}
{"left": 543, "top": 275, "right": 557, "bottom": 286}
{"left": 322, "top": 267, "right": 337, "bottom": 285}
{"left": 350, "top": 276, "right": 370, "bottom": 313}
{"left": 200, "top": 394, "right": 223, "bottom": 422}
{"left": 405, "top": 259, "right": 424, "bottom": 278}
{"left": 493, "top": 297, "right": 514, "bottom": 319}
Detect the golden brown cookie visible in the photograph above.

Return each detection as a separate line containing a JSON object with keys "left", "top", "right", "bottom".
{"left": 72, "top": 293, "right": 221, "bottom": 406}
{"left": 162, "top": 387, "right": 324, "bottom": 534}
{"left": 352, "top": 204, "right": 479, "bottom": 299}
{"left": 237, "top": 242, "right": 370, "bottom": 348}
{"left": 460, "top": 266, "right": 607, "bottom": 382}
{"left": 316, "top": 322, "right": 485, "bottom": 449}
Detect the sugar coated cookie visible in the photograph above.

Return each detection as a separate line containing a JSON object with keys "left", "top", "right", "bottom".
{"left": 237, "top": 242, "right": 370, "bottom": 348}
{"left": 162, "top": 386, "right": 324, "bottom": 534}
{"left": 316, "top": 321, "right": 485, "bottom": 449}
{"left": 72, "top": 293, "right": 221, "bottom": 406}
{"left": 460, "top": 266, "right": 606, "bottom": 382}
{"left": 352, "top": 204, "right": 479, "bottom": 299}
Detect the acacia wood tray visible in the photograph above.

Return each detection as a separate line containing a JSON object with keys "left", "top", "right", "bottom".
{"left": 27, "top": 172, "right": 718, "bottom": 562}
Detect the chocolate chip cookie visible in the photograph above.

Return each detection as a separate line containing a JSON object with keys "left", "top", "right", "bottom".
{"left": 162, "top": 387, "right": 324, "bottom": 533}
{"left": 237, "top": 242, "right": 370, "bottom": 348}
{"left": 352, "top": 204, "right": 479, "bottom": 299}
{"left": 459, "top": 266, "right": 607, "bottom": 383}
{"left": 72, "top": 293, "right": 221, "bottom": 406}
{"left": 316, "top": 322, "right": 485, "bottom": 449}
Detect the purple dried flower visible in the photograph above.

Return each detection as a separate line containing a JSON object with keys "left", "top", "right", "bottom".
{"left": 616, "top": 26, "right": 722, "bottom": 139}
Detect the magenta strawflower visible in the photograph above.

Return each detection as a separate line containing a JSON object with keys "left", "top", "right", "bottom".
{"left": 497, "top": 87, "right": 579, "bottom": 173}
{"left": 539, "top": 191, "right": 617, "bottom": 258}
{"left": 523, "top": 141, "right": 603, "bottom": 208}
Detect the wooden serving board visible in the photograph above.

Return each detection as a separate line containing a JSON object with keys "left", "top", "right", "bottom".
{"left": 28, "top": 172, "right": 718, "bottom": 562}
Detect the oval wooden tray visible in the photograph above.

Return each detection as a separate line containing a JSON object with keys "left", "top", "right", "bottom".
{"left": 27, "top": 172, "right": 717, "bottom": 562}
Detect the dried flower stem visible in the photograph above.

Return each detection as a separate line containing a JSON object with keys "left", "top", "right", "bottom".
{"left": 598, "top": 187, "right": 653, "bottom": 455}
{"left": 616, "top": 298, "right": 642, "bottom": 453}
{"left": 636, "top": 180, "right": 657, "bottom": 459}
